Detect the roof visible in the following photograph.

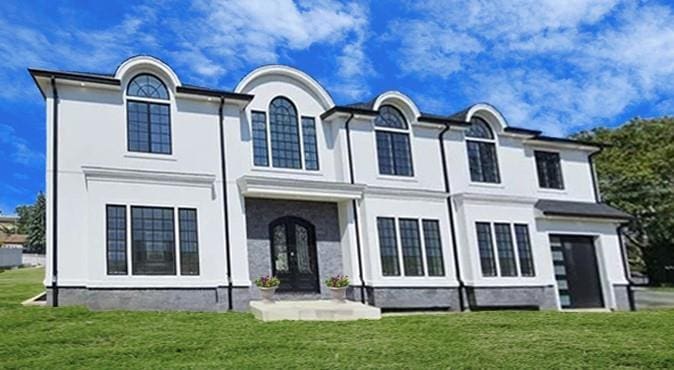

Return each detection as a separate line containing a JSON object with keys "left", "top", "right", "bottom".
{"left": 535, "top": 199, "right": 632, "bottom": 220}
{"left": 2, "top": 234, "right": 27, "bottom": 245}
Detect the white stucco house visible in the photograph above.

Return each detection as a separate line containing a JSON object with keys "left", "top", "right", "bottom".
{"left": 29, "top": 56, "right": 634, "bottom": 311}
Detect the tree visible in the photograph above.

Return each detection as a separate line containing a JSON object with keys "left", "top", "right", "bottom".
{"left": 572, "top": 117, "right": 674, "bottom": 284}
{"left": 14, "top": 193, "right": 46, "bottom": 254}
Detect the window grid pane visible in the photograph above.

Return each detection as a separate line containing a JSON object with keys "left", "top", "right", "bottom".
{"left": 269, "top": 97, "right": 301, "bottom": 169}
{"left": 399, "top": 219, "right": 424, "bottom": 276}
{"left": 515, "top": 224, "right": 535, "bottom": 277}
{"left": 131, "top": 207, "right": 176, "bottom": 275}
{"left": 422, "top": 220, "right": 445, "bottom": 276}
{"left": 476, "top": 222, "right": 497, "bottom": 277}
{"left": 375, "top": 105, "right": 408, "bottom": 129}
{"left": 106, "top": 205, "right": 127, "bottom": 275}
{"left": 535, "top": 151, "right": 564, "bottom": 189}
{"left": 467, "top": 141, "right": 499, "bottom": 183}
{"left": 179, "top": 209, "right": 200, "bottom": 276}
{"left": 301, "top": 117, "right": 319, "bottom": 170}
{"left": 127, "top": 101, "right": 171, "bottom": 154}
{"left": 376, "top": 131, "right": 394, "bottom": 175}
{"left": 494, "top": 223, "right": 517, "bottom": 277}
{"left": 127, "top": 74, "right": 169, "bottom": 100}
{"left": 377, "top": 217, "right": 400, "bottom": 276}
{"left": 251, "top": 111, "right": 269, "bottom": 166}
{"left": 376, "top": 131, "right": 413, "bottom": 176}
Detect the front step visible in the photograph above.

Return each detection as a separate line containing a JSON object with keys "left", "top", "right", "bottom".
{"left": 250, "top": 300, "right": 381, "bottom": 321}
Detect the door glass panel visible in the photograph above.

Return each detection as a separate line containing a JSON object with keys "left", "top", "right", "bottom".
{"left": 295, "top": 224, "right": 310, "bottom": 273}
{"left": 272, "top": 224, "right": 288, "bottom": 273}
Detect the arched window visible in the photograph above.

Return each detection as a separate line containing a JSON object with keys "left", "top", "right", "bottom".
{"left": 126, "top": 74, "right": 171, "bottom": 154}
{"left": 269, "top": 97, "right": 302, "bottom": 169}
{"left": 466, "top": 117, "right": 500, "bottom": 183}
{"left": 375, "top": 105, "right": 413, "bottom": 176}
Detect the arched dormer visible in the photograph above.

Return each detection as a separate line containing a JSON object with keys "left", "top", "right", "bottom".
{"left": 235, "top": 65, "right": 334, "bottom": 111}
{"left": 372, "top": 91, "right": 420, "bottom": 125}
{"left": 463, "top": 103, "right": 508, "bottom": 135}
{"left": 115, "top": 55, "right": 182, "bottom": 93}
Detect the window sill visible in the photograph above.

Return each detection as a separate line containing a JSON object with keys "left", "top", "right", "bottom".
{"left": 537, "top": 187, "right": 567, "bottom": 194}
{"left": 124, "top": 153, "right": 177, "bottom": 161}
{"left": 376, "top": 175, "right": 418, "bottom": 183}
{"left": 468, "top": 181, "right": 505, "bottom": 189}
{"left": 251, "top": 166, "right": 324, "bottom": 177}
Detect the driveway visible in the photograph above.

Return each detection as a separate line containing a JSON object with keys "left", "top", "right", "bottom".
{"left": 634, "top": 287, "right": 674, "bottom": 309}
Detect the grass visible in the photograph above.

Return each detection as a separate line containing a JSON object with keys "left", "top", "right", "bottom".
{"left": 1, "top": 268, "right": 673, "bottom": 369}
{"left": 646, "top": 286, "right": 674, "bottom": 293}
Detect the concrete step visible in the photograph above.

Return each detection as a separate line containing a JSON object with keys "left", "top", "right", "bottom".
{"left": 250, "top": 300, "right": 381, "bottom": 321}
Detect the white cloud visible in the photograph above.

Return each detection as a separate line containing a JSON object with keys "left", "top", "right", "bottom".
{"left": 388, "top": 0, "right": 674, "bottom": 134}
{"left": 0, "top": 123, "right": 43, "bottom": 166}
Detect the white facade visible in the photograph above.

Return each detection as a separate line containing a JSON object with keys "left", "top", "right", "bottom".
{"left": 31, "top": 56, "right": 632, "bottom": 311}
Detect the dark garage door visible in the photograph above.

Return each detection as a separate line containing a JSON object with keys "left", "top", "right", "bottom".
{"left": 550, "top": 235, "right": 604, "bottom": 309}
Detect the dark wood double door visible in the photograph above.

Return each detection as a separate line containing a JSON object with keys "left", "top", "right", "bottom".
{"left": 551, "top": 235, "right": 604, "bottom": 309}
{"left": 270, "top": 217, "right": 319, "bottom": 292}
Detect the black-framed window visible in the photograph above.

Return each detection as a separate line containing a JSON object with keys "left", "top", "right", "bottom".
{"left": 466, "top": 117, "right": 499, "bottom": 183}
{"left": 422, "top": 219, "right": 445, "bottom": 276}
{"left": 377, "top": 217, "right": 400, "bottom": 276}
{"left": 301, "top": 117, "right": 319, "bottom": 170}
{"left": 269, "top": 97, "right": 301, "bottom": 169}
{"left": 106, "top": 205, "right": 127, "bottom": 275}
{"left": 535, "top": 151, "right": 564, "bottom": 189}
{"left": 251, "top": 111, "right": 269, "bottom": 166}
{"left": 399, "top": 219, "right": 424, "bottom": 276}
{"left": 131, "top": 207, "right": 176, "bottom": 275}
{"left": 476, "top": 222, "right": 497, "bottom": 277}
{"left": 126, "top": 74, "right": 171, "bottom": 154}
{"left": 494, "top": 223, "right": 517, "bottom": 277}
{"left": 514, "top": 224, "right": 535, "bottom": 277}
{"left": 178, "top": 208, "right": 200, "bottom": 276}
{"left": 375, "top": 105, "right": 413, "bottom": 176}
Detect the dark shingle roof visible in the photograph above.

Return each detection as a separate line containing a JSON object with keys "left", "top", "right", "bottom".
{"left": 535, "top": 199, "right": 632, "bottom": 220}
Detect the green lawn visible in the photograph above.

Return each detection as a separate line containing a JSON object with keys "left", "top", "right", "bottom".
{"left": 1, "top": 268, "right": 673, "bottom": 369}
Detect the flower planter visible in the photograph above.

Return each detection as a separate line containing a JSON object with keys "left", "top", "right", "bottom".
{"left": 259, "top": 286, "right": 277, "bottom": 303}
{"left": 329, "top": 287, "right": 348, "bottom": 303}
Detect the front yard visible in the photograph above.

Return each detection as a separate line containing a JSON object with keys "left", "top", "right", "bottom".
{"left": 0, "top": 268, "right": 673, "bottom": 369}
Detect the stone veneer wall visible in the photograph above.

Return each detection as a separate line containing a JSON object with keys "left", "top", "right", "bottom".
{"left": 466, "top": 286, "right": 558, "bottom": 310}
{"left": 245, "top": 198, "right": 343, "bottom": 301}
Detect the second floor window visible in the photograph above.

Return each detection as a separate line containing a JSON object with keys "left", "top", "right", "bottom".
{"left": 257, "top": 97, "right": 319, "bottom": 170}
{"left": 466, "top": 117, "right": 500, "bottom": 183}
{"left": 375, "top": 105, "right": 414, "bottom": 177}
{"left": 535, "top": 150, "right": 564, "bottom": 189}
{"left": 126, "top": 74, "right": 171, "bottom": 154}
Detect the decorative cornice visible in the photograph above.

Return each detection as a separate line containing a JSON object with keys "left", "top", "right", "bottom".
{"left": 452, "top": 192, "right": 538, "bottom": 205}
{"left": 365, "top": 186, "right": 449, "bottom": 201}
{"left": 81, "top": 166, "right": 216, "bottom": 188}
{"left": 237, "top": 175, "right": 365, "bottom": 201}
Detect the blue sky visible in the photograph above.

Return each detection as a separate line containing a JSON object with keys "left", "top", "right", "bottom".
{"left": 1, "top": 0, "right": 674, "bottom": 214}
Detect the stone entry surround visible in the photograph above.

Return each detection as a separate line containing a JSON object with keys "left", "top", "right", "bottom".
{"left": 245, "top": 198, "right": 344, "bottom": 301}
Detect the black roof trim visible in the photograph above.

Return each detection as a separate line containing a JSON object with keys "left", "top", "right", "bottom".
{"left": 29, "top": 68, "right": 121, "bottom": 86}
{"left": 176, "top": 85, "right": 253, "bottom": 101}
{"left": 535, "top": 199, "right": 632, "bottom": 220}
{"left": 320, "top": 105, "right": 378, "bottom": 120}
{"left": 531, "top": 135, "right": 608, "bottom": 148}
{"left": 418, "top": 112, "right": 471, "bottom": 126}
{"left": 504, "top": 126, "right": 542, "bottom": 135}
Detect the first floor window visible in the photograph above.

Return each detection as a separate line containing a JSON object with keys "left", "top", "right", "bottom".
{"left": 106, "top": 205, "right": 127, "bottom": 275}
{"left": 515, "top": 224, "right": 535, "bottom": 276}
{"left": 422, "top": 220, "right": 445, "bottom": 276}
{"left": 399, "top": 219, "right": 424, "bottom": 276}
{"left": 476, "top": 222, "right": 497, "bottom": 277}
{"left": 377, "top": 217, "right": 400, "bottom": 276}
{"left": 376, "top": 217, "right": 446, "bottom": 277}
{"left": 132, "top": 207, "right": 176, "bottom": 275}
{"left": 178, "top": 209, "right": 200, "bottom": 275}
{"left": 475, "top": 222, "right": 537, "bottom": 278}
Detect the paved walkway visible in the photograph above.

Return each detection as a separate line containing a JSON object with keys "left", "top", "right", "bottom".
{"left": 634, "top": 287, "right": 674, "bottom": 309}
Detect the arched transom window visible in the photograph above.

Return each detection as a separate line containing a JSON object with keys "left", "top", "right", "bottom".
{"left": 375, "top": 105, "right": 413, "bottom": 176}
{"left": 251, "top": 96, "right": 319, "bottom": 170}
{"left": 465, "top": 117, "right": 500, "bottom": 183}
{"left": 126, "top": 74, "right": 171, "bottom": 154}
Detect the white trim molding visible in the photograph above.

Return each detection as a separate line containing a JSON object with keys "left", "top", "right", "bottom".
{"left": 81, "top": 166, "right": 216, "bottom": 188}
{"left": 237, "top": 175, "right": 365, "bottom": 201}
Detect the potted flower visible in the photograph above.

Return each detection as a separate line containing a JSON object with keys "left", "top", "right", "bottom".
{"left": 325, "top": 275, "right": 350, "bottom": 302}
{"left": 255, "top": 275, "right": 280, "bottom": 303}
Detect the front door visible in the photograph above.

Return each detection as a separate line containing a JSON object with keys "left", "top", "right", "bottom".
{"left": 270, "top": 217, "right": 319, "bottom": 292}
{"left": 551, "top": 235, "right": 604, "bottom": 309}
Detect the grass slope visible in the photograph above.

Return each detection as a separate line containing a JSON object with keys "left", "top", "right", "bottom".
{"left": 0, "top": 268, "right": 673, "bottom": 369}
